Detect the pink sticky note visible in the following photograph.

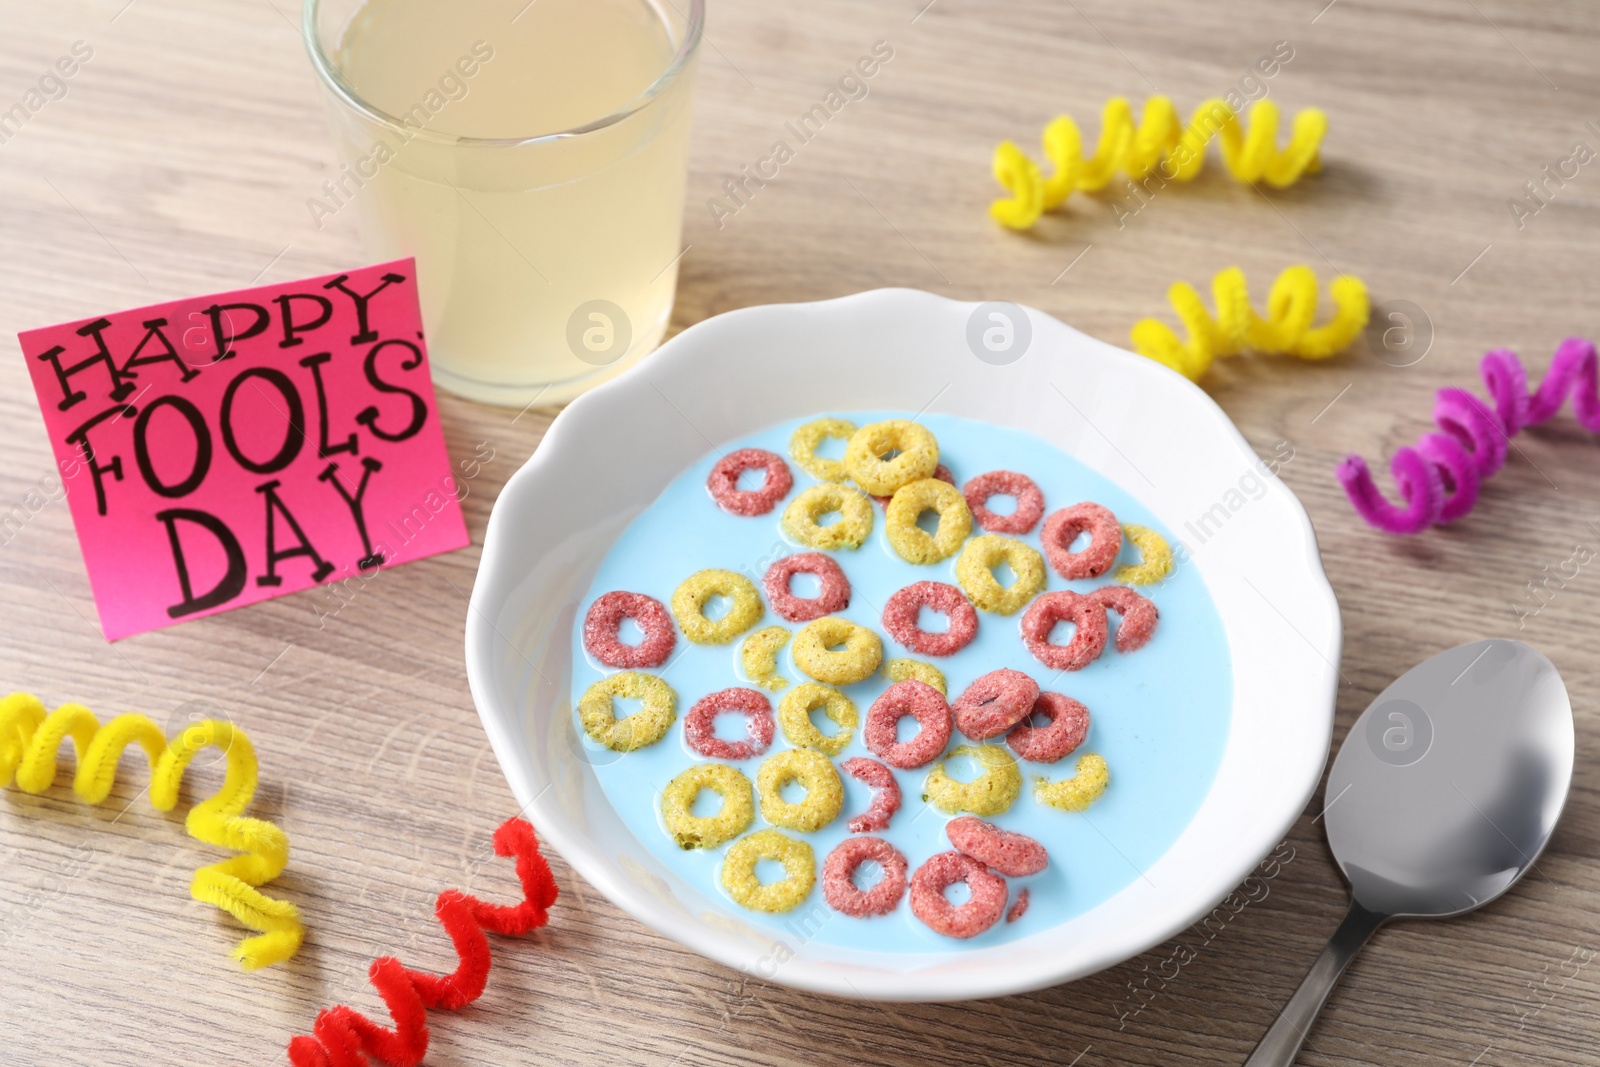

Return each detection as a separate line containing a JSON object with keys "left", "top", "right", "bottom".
{"left": 17, "top": 258, "right": 470, "bottom": 640}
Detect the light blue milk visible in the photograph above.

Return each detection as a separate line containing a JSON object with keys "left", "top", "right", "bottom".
{"left": 570, "top": 412, "right": 1232, "bottom": 952}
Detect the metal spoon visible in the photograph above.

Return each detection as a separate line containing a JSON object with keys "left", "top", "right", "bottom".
{"left": 1244, "top": 638, "right": 1574, "bottom": 1066}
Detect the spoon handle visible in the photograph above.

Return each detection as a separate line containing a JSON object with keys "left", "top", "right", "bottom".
{"left": 1242, "top": 899, "right": 1385, "bottom": 1067}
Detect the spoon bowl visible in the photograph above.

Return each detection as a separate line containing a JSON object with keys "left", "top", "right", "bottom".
{"left": 1246, "top": 638, "right": 1574, "bottom": 1066}
{"left": 1327, "top": 638, "right": 1573, "bottom": 918}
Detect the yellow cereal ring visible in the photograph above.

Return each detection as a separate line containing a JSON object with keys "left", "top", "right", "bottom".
{"left": 1034, "top": 753, "right": 1110, "bottom": 812}
{"left": 740, "top": 626, "right": 791, "bottom": 691}
{"left": 886, "top": 658, "right": 948, "bottom": 697}
{"left": 844, "top": 419, "right": 940, "bottom": 496}
{"left": 661, "top": 763, "right": 755, "bottom": 849}
{"left": 789, "top": 417, "right": 857, "bottom": 482}
{"left": 782, "top": 483, "right": 875, "bottom": 550}
{"left": 955, "top": 534, "right": 1046, "bottom": 615}
{"left": 756, "top": 748, "right": 844, "bottom": 832}
{"left": 722, "top": 829, "right": 815, "bottom": 912}
{"left": 777, "top": 682, "right": 858, "bottom": 756}
{"left": 1115, "top": 524, "right": 1174, "bottom": 586}
{"left": 792, "top": 617, "right": 883, "bottom": 685}
{"left": 885, "top": 478, "right": 973, "bottom": 564}
{"left": 578, "top": 672, "right": 677, "bottom": 751}
{"left": 923, "top": 744, "right": 1023, "bottom": 816}
{"left": 671, "top": 568, "right": 763, "bottom": 644}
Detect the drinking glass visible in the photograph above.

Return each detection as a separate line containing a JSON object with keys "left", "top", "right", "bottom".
{"left": 303, "top": 0, "right": 703, "bottom": 407}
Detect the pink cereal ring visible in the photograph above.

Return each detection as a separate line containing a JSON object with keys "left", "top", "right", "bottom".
{"left": 864, "top": 680, "right": 953, "bottom": 769}
{"left": 882, "top": 581, "right": 978, "bottom": 657}
{"left": 1091, "top": 585, "right": 1159, "bottom": 652}
{"left": 873, "top": 463, "right": 954, "bottom": 507}
{"left": 951, "top": 668, "right": 1040, "bottom": 740}
{"left": 962, "top": 471, "right": 1045, "bottom": 534}
{"left": 1006, "top": 889, "right": 1030, "bottom": 923}
{"left": 945, "top": 816, "right": 1049, "bottom": 877}
{"left": 762, "top": 553, "right": 851, "bottom": 623}
{"left": 841, "top": 756, "right": 902, "bottom": 833}
{"left": 1006, "top": 691, "right": 1090, "bottom": 763}
{"left": 1041, "top": 502, "right": 1122, "bottom": 579}
{"left": 822, "top": 836, "right": 909, "bottom": 917}
{"left": 1020, "top": 591, "right": 1109, "bottom": 671}
{"left": 707, "top": 448, "right": 794, "bottom": 516}
{"left": 582, "top": 591, "right": 676, "bottom": 669}
{"left": 910, "top": 850, "right": 1008, "bottom": 939}
{"left": 683, "top": 687, "right": 775, "bottom": 760}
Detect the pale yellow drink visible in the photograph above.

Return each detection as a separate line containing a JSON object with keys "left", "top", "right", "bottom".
{"left": 307, "top": 0, "right": 701, "bottom": 406}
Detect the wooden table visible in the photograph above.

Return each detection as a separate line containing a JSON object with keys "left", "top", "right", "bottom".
{"left": 2, "top": 1, "right": 1597, "bottom": 1064}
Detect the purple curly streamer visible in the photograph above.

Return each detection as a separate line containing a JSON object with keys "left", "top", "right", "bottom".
{"left": 1338, "top": 337, "right": 1600, "bottom": 534}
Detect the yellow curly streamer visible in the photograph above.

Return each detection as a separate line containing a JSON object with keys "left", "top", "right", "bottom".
{"left": 1131, "top": 265, "right": 1369, "bottom": 381}
{"left": 991, "top": 96, "right": 1327, "bottom": 230}
{"left": 0, "top": 693, "right": 304, "bottom": 970}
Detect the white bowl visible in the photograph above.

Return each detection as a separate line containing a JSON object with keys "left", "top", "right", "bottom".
{"left": 465, "top": 288, "right": 1340, "bottom": 1001}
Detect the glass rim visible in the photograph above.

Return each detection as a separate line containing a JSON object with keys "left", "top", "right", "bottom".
{"left": 302, "top": 0, "right": 705, "bottom": 148}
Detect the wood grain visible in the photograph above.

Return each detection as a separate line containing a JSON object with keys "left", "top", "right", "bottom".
{"left": 2, "top": 1, "right": 1599, "bottom": 1064}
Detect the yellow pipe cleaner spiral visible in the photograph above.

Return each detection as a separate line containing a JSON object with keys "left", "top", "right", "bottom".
{"left": 1131, "top": 265, "right": 1370, "bottom": 381}
{"left": 0, "top": 693, "right": 304, "bottom": 970}
{"left": 990, "top": 96, "right": 1327, "bottom": 230}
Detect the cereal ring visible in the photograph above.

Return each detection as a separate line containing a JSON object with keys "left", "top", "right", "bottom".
{"left": 1006, "top": 691, "right": 1090, "bottom": 763}
{"left": 792, "top": 617, "right": 882, "bottom": 685}
{"left": 885, "top": 477, "right": 973, "bottom": 564}
{"left": 782, "top": 483, "right": 875, "bottom": 550}
{"left": 951, "top": 668, "right": 1040, "bottom": 741}
{"left": 841, "top": 756, "right": 902, "bottom": 832}
{"left": 1034, "top": 753, "right": 1110, "bottom": 811}
{"left": 707, "top": 448, "right": 794, "bottom": 516}
{"left": 789, "top": 417, "right": 856, "bottom": 482}
{"left": 822, "top": 836, "right": 909, "bottom": 918}
{"left": 722, "top": 829, "right": 815, "bottom": 912}
{"left": 882, "top": 581, "right": 979, "bottom": 657}
{"left": 955, "top": 535, "right": 1046, "bottom": 615}
{"left": 1042, "top": 502, "right": 1123, "bottom": 580}
{"left": 945, "top": 816, "right": 1049, "bottom": 876}
{"left": 1020, "top": 591, "right": 1109, "bottom": 671}
{"left": 740, "top": 626, "right": 791, "bottom": 691}
{"left": 844, "top": 419, "right": 939, "bottom": 496}
{"left": 923, "top": 745, "right": 1022, "bottom": 816}
{"left": 684, "top": 687, "right": 775, "bottom": 761}
{"left": 671, "top": 569, "right": 764, "bottom": 644}
{"left": 864, "top": 680, "right": 953, "bottom": 770}
{"left": 777, "top": 682, "right": 858, "bottom": 756}
{"left": 763, "top": 553, "right": 851, "bottom": 622}
{"left": 872, "top": 463, "right": 955, "bottom": 507}
{"left": 962, "top": 471, "right": 1045, "bottom": 534}
{"left": 583, "top": 591, "right": 676, "bottom": 670}
{"left": 757, "top": 748, "right": 843, "bottom": 832}
{"left": 1006, "top": 889, "right": 1030, "bottom": 923}
{"left": 885, "top": 659, "right": 947, "bottom": 697}
{"left": 1115, "top": 524, "right": 1174, "bottom": 586}
{"left": 1091, "top": 585, "right": 1160, "bottom": 652}
{"left": 661, "top": 763, "right": 754, "bottom": 849}
{"left": 578, "top": 672, "right": 677, "bottom": 751}
{"left": 909, "top": 850, "right": 1007, "bottom": 939}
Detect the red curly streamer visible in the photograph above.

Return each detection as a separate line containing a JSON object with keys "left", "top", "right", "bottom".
{"left": 286, "top": 818, "right": 558, "bottom": 1067}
